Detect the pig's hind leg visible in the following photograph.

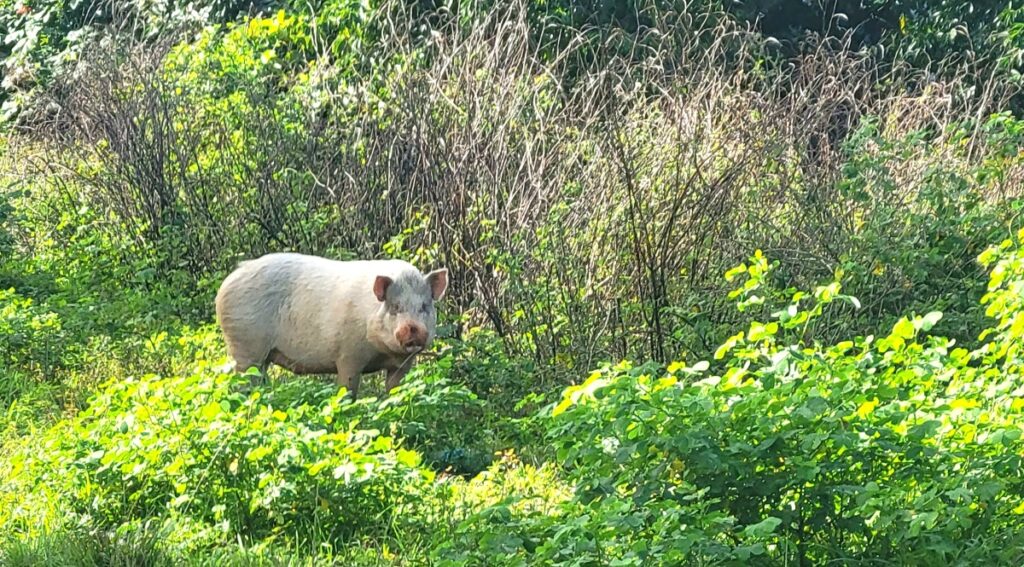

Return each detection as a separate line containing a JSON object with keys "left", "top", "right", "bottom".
{"left": 227, "top": 342, "right": 271, "bottom": 386}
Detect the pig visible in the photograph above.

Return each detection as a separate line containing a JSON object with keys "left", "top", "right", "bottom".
{"left": 214, "top": 252, "right": 448, "bottom": 399}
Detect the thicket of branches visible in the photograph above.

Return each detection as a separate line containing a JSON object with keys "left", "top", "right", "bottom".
{"left": 8, "top": 0, "right": 1021, "bottom": 374}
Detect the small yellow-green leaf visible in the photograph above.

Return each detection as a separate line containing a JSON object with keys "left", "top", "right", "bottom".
{"left": 200, "top": 401, "right": 221, "bottom": 420}
{"left": 715, "top": 332, "right": 744, "bottom": 360}
{"left": 856, "top": 398, "right": 879, "bottom": 419}
{"left": 246, "top": 445, "right": 273, "bottom": 462}
{"left": 722, "top": 367, "right": 746, "bottom": 390}
{"left": 308, "top": 460, "right": 330, "bottom": 476}
{"left": 748, "top": 322, "right": 770, "bottom": 342}
{"left": 552, "top": 396, "right": 574, "bottom": 417}
{"left": 724, "top": 264, "right": 747, "bottom": 282}
{"left": 654, "top": 376, "right": 678, "bottom": 391}
{"left": 397, "top": 448, "right": 421, "bottom": 468}
{"left": 892, "top": 318, "right": 915, "bottom": 340}
{"left": 950, "top": 398, "right": 979, "bottom": 411}
{"left": 165, "top": 457, "right": 184, "bottom": 475}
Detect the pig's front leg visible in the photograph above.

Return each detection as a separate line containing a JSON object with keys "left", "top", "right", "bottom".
{"left": 385, "top": 357, "right": 415, "bottom": 394}
{"left": 335, "top": 358, "right": 364, "bottom": 400}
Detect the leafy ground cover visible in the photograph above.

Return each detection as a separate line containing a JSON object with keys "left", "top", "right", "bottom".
{"left": 1, "top": 0, "right": 1023, "bottom": 564}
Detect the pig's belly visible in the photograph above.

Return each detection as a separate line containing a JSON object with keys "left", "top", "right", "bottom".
{"left": 269, "top": 310, "right": 342, "bottom": 374}
{"left": 269, "top": 348, "right": 337, "bottom": 374}
{"left": 362, "top": 352, "right": 404, "bottom": 374}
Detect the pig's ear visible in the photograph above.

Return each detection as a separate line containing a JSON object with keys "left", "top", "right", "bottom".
{"left": 373, "top": 275, "right": 393, "bottom": 302}
{"left": 425, "top": 268, "right": 448, "bottom": 301}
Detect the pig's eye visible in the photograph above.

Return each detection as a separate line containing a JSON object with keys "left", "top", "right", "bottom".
{"left": 387, "top": 303, "right": 400, "bottom": 314}
{"left": 422, "top": 302, "right": 430, "bottom": 312}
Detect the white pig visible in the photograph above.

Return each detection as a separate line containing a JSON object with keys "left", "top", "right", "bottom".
{"left": 215, "top": 252, "right": 448, "bottom": 399}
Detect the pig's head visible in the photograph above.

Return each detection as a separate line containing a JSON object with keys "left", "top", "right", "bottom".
{"left": 372, "top": 267, "right": 448, "bottom": 355}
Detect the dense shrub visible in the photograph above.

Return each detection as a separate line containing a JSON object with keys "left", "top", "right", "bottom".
{"left": 0, "top": 0, "right": 216, "bottom": 120}
{"left": 435, "top": 241, "right": 1024, "bottom": 565}
{"left": 0, "top": 365, "right": 439, "bottom": 548}
{"left": 0, "top": 195, "right": 217, "bottom": 423}
{"left": 0, "top": 288, "right": 62, "bottom": 383}
{"left": 776, "top": 112, "right": 1024, "bottom": 346}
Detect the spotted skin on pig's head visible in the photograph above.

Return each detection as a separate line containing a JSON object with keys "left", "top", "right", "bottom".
{"left": 371, "top": 268, "right": 447, "bottom": 355}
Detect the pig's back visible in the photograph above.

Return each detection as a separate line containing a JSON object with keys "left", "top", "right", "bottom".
{"left": 221, "top": 253, "right": 416, "bottom": 313}
{"left": 216, "top": 253, "right": 300, "bottom": 329}
{"left": 230, "top": 253, "right": 365, "bottom": 320}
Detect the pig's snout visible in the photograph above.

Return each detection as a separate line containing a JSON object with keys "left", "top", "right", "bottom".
{"left": 396, "top": 323, "right": 428, "bottom": 352}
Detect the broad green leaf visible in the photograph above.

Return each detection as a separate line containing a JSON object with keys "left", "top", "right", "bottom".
{"left": 919, "top": 311, "right": 943, "bottom": 331}
{"left": 743, "top": 516, "right": 782, "bottom": 538}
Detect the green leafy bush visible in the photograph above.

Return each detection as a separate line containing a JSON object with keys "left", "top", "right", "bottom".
{"left": 0, "top": 185, "right": 16, "bottom": 258}
{"left": 438, "top": 241, "right": 1024, "bottom": 565}
{"left": 1, "top": 365, "right": 435, "bottom": 549}
{"left": 0, "top": 289, "right": 67, "bottom": 440}
{"left": 0, "top": 288, "right": 63, "bottom": 389}
{"left": 260, "top": 362, "right": 496, "bottom": 477}
{"left": 365, "top": 369, "right": 490, "bottom": 475}
{"left": 829, "top": 115, "right": 1020, "bottom": 346}
{"left": 0, "top": 0, "right": 289, "bottom": 119}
